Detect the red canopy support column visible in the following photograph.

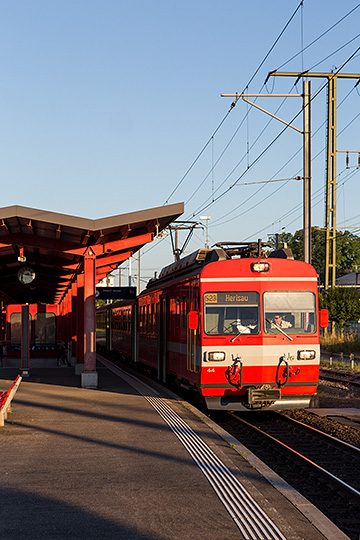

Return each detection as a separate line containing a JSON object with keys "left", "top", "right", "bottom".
{"left": 64, "top": 290, "right": 71, "bottom": 364}
{"left": 70, "top": 281, "right": 78, "bottom": 365}
{"left": 75, "top": 273, "right": 84, "bottom": 375}
{"left": 81, "top": 248, "right": 97, "bottom": 388}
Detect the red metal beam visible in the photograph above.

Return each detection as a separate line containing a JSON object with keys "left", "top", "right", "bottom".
{"left": 0, "top": 232, "right": 85, "bottom": 252}
{"left": 64, "top": 233, "right": 154, "bottom": 256}
{"left": 95, "top": 251, "right": 132, "bottom": 268}
{"left": 95, "top": 265, "right": 118, "bottom": 275}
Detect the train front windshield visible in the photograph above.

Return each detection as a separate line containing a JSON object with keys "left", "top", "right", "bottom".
{"left": 204, "top": 292, "right": 260, "bottom": 335}
{"left": 204, "top": 290, "right": 317, "bottom": 335}
{"left": 264, "top": 291, "right": 316, "bottom": 334}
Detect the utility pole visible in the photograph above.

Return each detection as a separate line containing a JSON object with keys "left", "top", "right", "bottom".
{"left": 200, "top": 216, "right": 211, "bottom": 249}
{"left": 221, "top": 84, "right": 311, "bottom": 263}
{"left": 269, "top": 71, "right": 360, "bottom": 288}
{"left": 128, "top": 257, "right": 132, "bottom": 286}
{"left": 303, "top": 80, "right": 311, "bottom": 264}
{"left": 137, "top": 250, "right": 140, "bottom": 293}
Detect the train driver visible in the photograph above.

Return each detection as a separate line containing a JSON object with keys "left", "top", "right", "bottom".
{"left": 272, "top": 314, "right": 292, "bottom": 329}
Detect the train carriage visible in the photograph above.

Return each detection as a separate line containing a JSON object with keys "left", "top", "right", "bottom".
{"left": 97, "top": 244, "right": 328, "bottom": 411}
{"left": 5, "top": 303, "right": 59, "bottom": 357}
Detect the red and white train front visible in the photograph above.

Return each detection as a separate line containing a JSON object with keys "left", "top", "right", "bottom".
{"left": 195, "top": 257, "right": 325, "bottom": 410}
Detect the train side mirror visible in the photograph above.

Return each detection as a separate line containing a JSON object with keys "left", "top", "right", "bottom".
{"left": 188, "top": 311, "right": 199, "bottom": 330}
{"left": 319, "top": 309, "right": 329, "bottom": 328}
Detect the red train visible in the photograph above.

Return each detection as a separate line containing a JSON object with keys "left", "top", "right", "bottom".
{"left": 97, "top": 243, "right": 328, "bottom": 411}
{"left": 5, "top": 304, "right": 60, "bottom": 357}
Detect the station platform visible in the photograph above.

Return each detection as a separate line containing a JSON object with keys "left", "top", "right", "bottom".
{"left": 0, "top": 358, "right": 349, "bottom": 540}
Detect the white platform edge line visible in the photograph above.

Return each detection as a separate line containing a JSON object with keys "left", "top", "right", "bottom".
{"left": 182, "top": 402, "right": 351, "bottom": 540}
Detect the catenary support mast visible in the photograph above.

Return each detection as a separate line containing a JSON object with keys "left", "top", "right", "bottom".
{"left": 270, "top": 71, "right": 360, "bottom": 288}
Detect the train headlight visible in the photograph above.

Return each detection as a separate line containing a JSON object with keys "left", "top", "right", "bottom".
{"left": 297, "top": 350, "right": 316, "bottom": 360}
{"left": 251, "top": 262, "right": 270, "bottom": 272}
{"left": 208, "top": 351, "right": 226, "bottom": 362}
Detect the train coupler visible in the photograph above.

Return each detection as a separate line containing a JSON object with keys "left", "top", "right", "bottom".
{"left": 225, "top": 357, "right": 243, "bottom": 388}
{"left": 247, "top": 385, "right": 281, "bottom": 405}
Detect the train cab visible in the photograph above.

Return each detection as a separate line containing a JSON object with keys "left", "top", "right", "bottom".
{"left": 198, "top": 256, "right": 323, "bottom": 410}
{"left": 5, "top": 304, "right": 60, "bottom": 358}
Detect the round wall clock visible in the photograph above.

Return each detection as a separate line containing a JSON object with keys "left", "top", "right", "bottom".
{"left": 18, "top": 266, "right": 36, "bottom": 285}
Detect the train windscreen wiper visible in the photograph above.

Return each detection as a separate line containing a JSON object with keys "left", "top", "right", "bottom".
{"left": 266, "top": 319, "right": 293, "bottom": 342}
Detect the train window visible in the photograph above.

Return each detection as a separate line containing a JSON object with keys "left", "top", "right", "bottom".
{"left": 35, "top": 312, "right": 56, "bottom": 345}
{"left": 182, "top": 296, "right": 187, "bottom": 328}
{"left": 151, "top": 303, "right": 155, "bottom": 333}
{"left": 145, "top": 305, "right": 149, "bottom": 333}
{"left": 264, "top": 291, "right": 316, "bottom": 334}
{"left": 151, "top": 303, "right": 156, "bottom": 333}
{"left": 175, "top": 298, "right": 181, "bottom": 328}
{"left": 139, "top": 305, "right": 143, "bottom": 330}
{"left": 155, "top": 302, "right": 159, "bottom": 332}
{"left": 204, "top": 292, "right": 259, "bottom": 335}
{"left": 141, "top": 305, "right": 145, "bottom": 330}
{"left": 9, "top": 313, "right": 30, "bottom": 344}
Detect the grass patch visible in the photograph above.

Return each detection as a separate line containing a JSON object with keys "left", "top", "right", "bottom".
{"left": 320, "top": 359, "right": 360, "bottom": 373}
{"left": 320, "top": 332, "right": 360, "bottom": 354}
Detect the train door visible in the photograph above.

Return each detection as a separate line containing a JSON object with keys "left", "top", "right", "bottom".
{"left": 131, "top": 303, "right": 138, "bottom": 363}
{"left": 186, "top": 321, "right": 198, "bottom": 373}
{"left": 106, "top": 309, "right": 112, "bottom": 352}
{"left": 186, "top": 293, "right": 198, "bottom": 374}
{"left": 158, "top": 294, "right": 168, "bottom": 383}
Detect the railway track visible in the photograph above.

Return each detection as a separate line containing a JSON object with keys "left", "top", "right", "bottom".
{"left": 320, "top": 367, "right": 360, "bottom": 389}
{"left": 211, "top": 410, "right": 360, "bottom": 540}
{"left": 103, "top": 354, "right": 360, "bottom": 536}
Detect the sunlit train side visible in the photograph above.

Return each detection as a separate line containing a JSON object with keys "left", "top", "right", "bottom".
{"left": 97, "top": 246, "right": 328, "bottom": 411}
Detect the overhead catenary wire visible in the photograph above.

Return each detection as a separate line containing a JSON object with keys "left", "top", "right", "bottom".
{"left": 245, "top": 167, "right": 360, "bottom": 242}
{"left": 152, "top": 71, "right": 359, "bottom": 265}
{"left": 187, "top": 44, "right": 360, "bottom": 222}
{"left": 182, "top": 11, "right": 360, "bottom": 222}
{"left": 183, "top": 17, "right": 360, "bottom": 225}
{"left": 162, "top": 0, "right": 305, "bottom": 207}
{"left": 211, "top": 82, "right": 359, "bottom": 229}
{"left": 276, "top": 3, "right": 360, "bottom": 71}
{"left": 186, "top": 40, "right": 360, "bottom": 220}
{"left": 143, "top": 7, "right": 360, "bottom": 269}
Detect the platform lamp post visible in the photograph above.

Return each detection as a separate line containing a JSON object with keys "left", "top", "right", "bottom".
{"left": 200, "top": 216, "right": 211, "bottom": 249}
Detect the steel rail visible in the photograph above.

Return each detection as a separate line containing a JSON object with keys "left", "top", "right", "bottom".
{"left": 233, "top": 414, "right": 360, "bottom": 498}
{"left": 280, "top": 412, "right": 360, "bottom": 453}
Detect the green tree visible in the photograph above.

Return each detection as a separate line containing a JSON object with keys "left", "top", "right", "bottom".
{"left": 269, "top": 228, "right": 360, "bottom": 284}
{"left": 320, "top": 287, "right": 360, "bottom": 334}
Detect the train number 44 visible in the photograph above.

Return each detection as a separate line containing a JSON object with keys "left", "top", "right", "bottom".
{"left": 207, "top": 368, "right": 215, "bottom": 373}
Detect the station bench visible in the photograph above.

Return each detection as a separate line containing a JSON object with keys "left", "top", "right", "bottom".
{"left": 0, "top": 375, "right": 22, "bottom": 426}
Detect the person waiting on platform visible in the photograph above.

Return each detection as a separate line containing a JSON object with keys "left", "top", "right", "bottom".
{"left": 272, "top": 314, "right": 292, "bottom": 329}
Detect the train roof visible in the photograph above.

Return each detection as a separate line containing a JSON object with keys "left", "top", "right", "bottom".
{"left": 144, "top": 242, "right": 316, "bottom": 291}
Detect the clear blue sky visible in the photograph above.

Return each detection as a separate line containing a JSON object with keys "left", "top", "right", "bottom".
{"left": 0, "top": 1, "right": 359, "bottom": 284}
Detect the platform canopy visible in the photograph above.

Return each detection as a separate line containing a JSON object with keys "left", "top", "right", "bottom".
{"left": 0, "top": 203, "right": 184, "bottom": 304}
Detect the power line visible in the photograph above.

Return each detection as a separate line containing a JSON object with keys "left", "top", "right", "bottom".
{"left": 183, "top": 9, "right": 360, "bottom": 221}
{"left": 243, "top": 167, "right": 360, "bottom": 242}
{"left": 187, "top": 45, "right": 360, "bottom": 222}
{"left": 211, "top": 83, "right": 358, "bottom": 228}
{"left": 162, "top": 1, "right": 305, "bottom": 206}
{"left": 277, "top": 3, "right": 360, "bottom": 71}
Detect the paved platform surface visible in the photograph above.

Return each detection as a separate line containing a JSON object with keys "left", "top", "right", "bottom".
{"left": 0, "top": 360, "right": 349, "bottom": 540}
